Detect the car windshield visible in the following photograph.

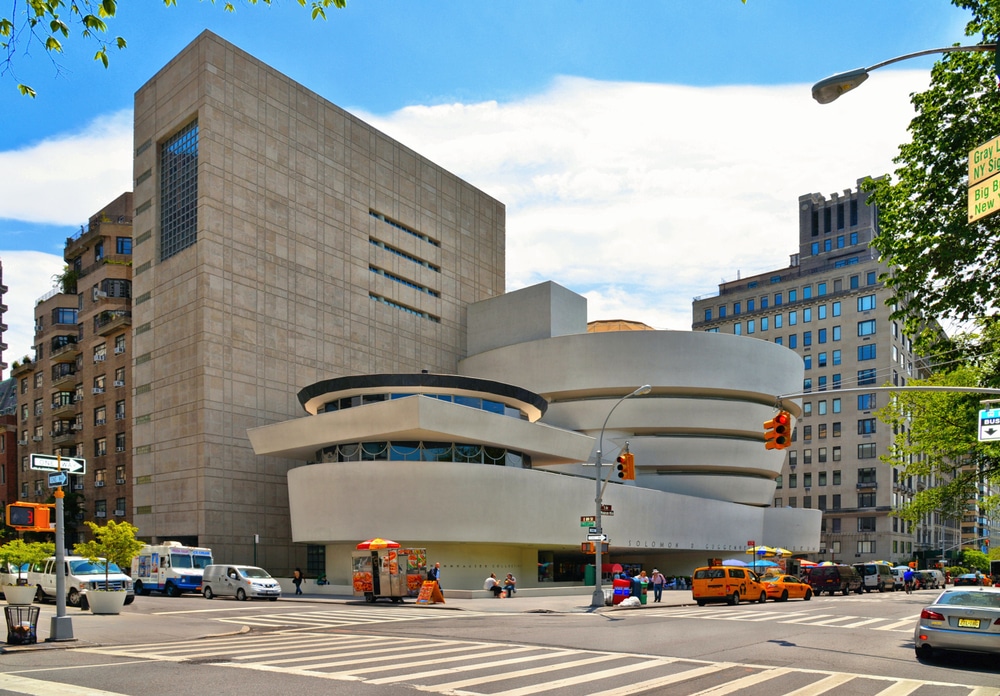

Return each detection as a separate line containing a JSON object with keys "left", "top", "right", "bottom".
{"left": 937, "top": 591, "right": 1000, "bottom": 608}
{"left": 240, "top": 567, "right": 272, "bottom": 579}
{"left": 69, "top": 559, "right": 122, "bottom": 574}
{"left": 762, "top": 576, "right": 782, "bottom": 583}
{"left": 193, "top": 555, "right": 213, "bottom": 569}
{"left": 170, "top": 553, "right": 193, "bottom": 569}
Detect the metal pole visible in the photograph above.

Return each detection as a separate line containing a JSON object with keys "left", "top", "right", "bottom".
{"left": 591, "top": 385, "right": 651, "bottom": 608}
{"left": 49, "top": 457, "right": 73, "bottom": 641}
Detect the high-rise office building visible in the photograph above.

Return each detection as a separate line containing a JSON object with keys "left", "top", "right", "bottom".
{"left": 692, "top": 179, "right": 955, "bottom": 565}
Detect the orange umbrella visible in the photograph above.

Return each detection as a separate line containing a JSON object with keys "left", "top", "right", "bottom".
{"left": 356, "top": 538, "right": 400, "bottom": 550}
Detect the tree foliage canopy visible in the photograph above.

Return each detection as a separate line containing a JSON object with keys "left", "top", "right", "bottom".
{"left": 73, "top": 519, "right": 144, "bottom": 584}
{"left": 876, "top": 321, "right": 1000, "bottom": 523}
{"left": 1, "top": 0, "right": 346, "bottom": 96}
{"left": 864, "top": 0, "right": 1000, "bottom": 349}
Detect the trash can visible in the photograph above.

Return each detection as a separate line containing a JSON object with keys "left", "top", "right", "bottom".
{"left": 612, "top": 578, "right": 631, "bottom": 605}
{"left": 584, "top": 564, "right": 596, "bottom": 586}
{"left": 5, "top": 605, "right": 39, "bottom": 645}
{"left": 639, "top": 581, "right": 648, "bottom": 605}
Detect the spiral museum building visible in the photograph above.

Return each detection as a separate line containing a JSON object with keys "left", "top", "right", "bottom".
{"left": 249, "top": 282, "right": 820, "bottom": 591}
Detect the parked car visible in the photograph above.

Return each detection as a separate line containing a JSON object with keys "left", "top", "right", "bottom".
{"left": 808, "top": 564, "right": 863, "bottom": 596}
{"left": 954, "top": 573, "right": 987, "bottom": 587}
{"left": 891, "top": 566, "right": 908, "bottom": 590}
{"left": 913, "top": 586, "right": 1000, "bottom": 660}
{"left": 201, "top": 564, "right": 280, "bottom": 601}
{"left": 923, "top": 569, "right": 946, "bottom": 589}
{"left": 913, "top": 570, "right": 943, "bottom": 590}
{"left": 28, "top": 556, "right": 135, "bottom": 607}
{"left": 761, "top": 574, "right": 813, "bottom": 601}
{"left": 691, "top": 565, "right": 767, "bottom": 606}
{"left": 853, "top": 562, "right": 894, "bottom": 592}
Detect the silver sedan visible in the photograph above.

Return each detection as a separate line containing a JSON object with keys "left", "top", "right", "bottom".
{"left": 913, "top": 586, "right": 1000, "bottom": 660}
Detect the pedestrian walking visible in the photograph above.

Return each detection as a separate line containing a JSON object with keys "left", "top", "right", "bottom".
{"left": 428, "top": 562, "right": 442, "bottom": 585}
{"left": 293, "top": 567, "right": 304, "bottom": 595}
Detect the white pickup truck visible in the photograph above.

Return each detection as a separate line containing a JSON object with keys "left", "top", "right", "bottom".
{"left": 28, "top": 556, "right": 135, "bottom": 608}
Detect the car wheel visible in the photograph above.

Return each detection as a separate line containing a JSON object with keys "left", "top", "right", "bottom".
{"left": 269, "top": 597, "right": 278, "bottom": 601}
{"left": 780, "top": 590, "right": 789, "bottom": 602}
{"left": 67, "top": 588, "right": 81, "bottom": 607}
{"left": 758, "top": 591, "right": 766, "bottom": 604}
{"left": 804, "top": 589, "right": 812, "bottom": 601}
{"left": 915, "top": 644, "right": 934, "bottom": 661}
{"left": 167, "top": 582, "right": 182, "bottom": 598}
{"left": 34, "top": 586, "right": 46, "bottom": 603}
{"left": 696, "top": 599, "right": 706, "bottom": 607}
{"left": 728, "top": 592, "right": 740, "bottom": 606}
{"left": 236, "top": 588, "right": 247, "bottom": 601}
{"left": 842, "top": 585, "right": 849, "bottom": 596}
{"left": 124, "top": 595, "right": 134, "bottom": 605}
{"left": 203, "top": 586, "right": 214, "bottom": 599}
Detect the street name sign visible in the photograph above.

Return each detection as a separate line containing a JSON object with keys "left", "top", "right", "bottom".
{"left": 48, "top": 472, "right": 69, "bottom": 488}
{"left": 580, "top": 515, "right": 596, "bottom": 527}
{"left": 979, "top": 408, "right": 1000, "bottom": 442}
{"left": 969, "top": 134, "right": 1000, "bottom": 222}
{"left": 30, "top": 454, "right": 86, "bottom": 474}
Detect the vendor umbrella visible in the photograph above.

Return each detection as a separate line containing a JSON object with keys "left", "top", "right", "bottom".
{"left": 722, "top": 559, "right": 749, "bottom": 566}
{"left": 798, "top": 559, "right": 818, "bottom": 567}
{"left": 356, "top": 537, "right": 400, "bottom": 550}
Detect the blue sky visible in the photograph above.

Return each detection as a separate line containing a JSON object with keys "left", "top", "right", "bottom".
{"left": 0, "top": 0, "right": 972, "bottom": 367}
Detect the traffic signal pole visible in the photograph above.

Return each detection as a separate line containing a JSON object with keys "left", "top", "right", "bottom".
{"left": 50, "top": 461, "right": 74, "bottom": 642}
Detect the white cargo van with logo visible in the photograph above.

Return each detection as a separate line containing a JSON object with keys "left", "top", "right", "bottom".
{"left": 201, "top": 564, "right": 280, "bottom": 601}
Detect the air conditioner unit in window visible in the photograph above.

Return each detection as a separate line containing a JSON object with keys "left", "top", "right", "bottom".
{"left": 113, "top": 381, "right": 125, "bottom": 388}
{"left": 94, "top": 355, "right": 106, "bottom": 362}
{"left": 818, "top": 549, "right": 827, "bottom": 555}
{"left": 16, "top": 439, "right": 27, "bottom": 446}
{"left": 72, "top": 483, "right": 84, "bottom": 491}
{"left": 116, "top": 478, "right": 126, "bottom": 484}
{"left": 115, "top": 447, "right": 125, "bottom": 453}
{"left": 71, "top": 424, "right": 82, "bottom": 430}
{"left": 95, "top": 510, "right": 107, "bottom": 518}
{"left": 114, "top": 346, "right": 124, "bottom": 354}
{"left": 92, "top": 288, "right": 108, "bottom": 301}
{"left": 95, "top": 480, "right": 105, "bottom": 487}
{"left": 92, "top": 388, "right": 105, "bottom": 394}
{"left": 95, "top": 419, "right": 106, "bottom": 426}
{"left": 114, "top": 510, "right": 125, "bottom": 517}
{"left": 74, "top": 395, "right": 83, "bottom": 402}
{"left": 31, "top": 436, "right": 42, "bottom": 442}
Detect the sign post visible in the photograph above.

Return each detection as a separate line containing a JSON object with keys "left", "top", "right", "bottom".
{"left": 42, "top": 454, "right": 84, "bottom": 642}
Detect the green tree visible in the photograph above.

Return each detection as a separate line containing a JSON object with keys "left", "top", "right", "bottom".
{"left": 73, "top": 519, "right": 144, "bottom": 587}
{"left": 0, "top": 539, "right": 55, "bottom": 583}
{"left": 863, "top": 0, "right": 1000, "bottom": 349}
{"left": 2, "top": 0, "right": 346, "bottom": 97}
{"left": 960, "top": 548, "right": 990, "bottom": 572}
{"left": 876, "top": 360, "right": 1000, "bottom": 523}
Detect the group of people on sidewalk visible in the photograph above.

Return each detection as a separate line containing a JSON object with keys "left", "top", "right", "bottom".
{"left": 484, "top": 572, "right": 517, "bottom": 597}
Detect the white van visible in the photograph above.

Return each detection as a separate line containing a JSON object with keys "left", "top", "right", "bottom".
{"left": 201, "top": 564, "right": 280, "bottom": 601}
{"left": 28, "top": 556, "right": 135, "bottom": 608}
{"left": 923, "top": 568, "right": 946, "bottom": 589}
{"left": 852, "top": 562, "right": 894, "bottom": 592}
{"left": 890, "top": 566, "right": 908, "bottom": 590}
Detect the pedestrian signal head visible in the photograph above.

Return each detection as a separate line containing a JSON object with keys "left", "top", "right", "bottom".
{"left": 763, "top": 410, "right": 792, "bottom": 450}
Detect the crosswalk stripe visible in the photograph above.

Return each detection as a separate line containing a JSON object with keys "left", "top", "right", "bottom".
{"left": 874, "top": 618, "right": 918, "bottom": 631}
{"left": 366, "top": 648, "right": 579, "bottom": 685}
{"left": 282, "top": 643, "right": 522, "bottom": 673}
{"left": 576, "top": 663, "right": 731, "bottom": 696}
{"left": 435, "top": 653, "right": 651, "bottom": 695}
{"left": 688, "top": 666, "right": 794, "bottom": 695}
{"left": 780, "top": 672, "right": 858, "bottom": 696}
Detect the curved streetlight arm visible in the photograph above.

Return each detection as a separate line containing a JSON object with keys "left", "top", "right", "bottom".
{"left": 591, "top": 384, "right": 651, "bottom": 608}
{"left": 812, "top": 44, "right": 997, "bottom": 104}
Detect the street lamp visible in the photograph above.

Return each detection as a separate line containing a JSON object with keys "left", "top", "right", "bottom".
{"left": 811, "top": 44, "right": 997, "bottom": 104}
{"left": 591, "top": 384, "right": 652, "bottom": 608}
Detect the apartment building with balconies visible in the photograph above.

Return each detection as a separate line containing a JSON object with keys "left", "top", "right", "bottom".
{"left": 12, "top": 194, "right": 133, "bottom": 542}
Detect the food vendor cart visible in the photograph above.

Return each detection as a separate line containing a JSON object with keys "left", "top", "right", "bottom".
{"left": 351, "top": 538, "right": 427, "bottom": 603}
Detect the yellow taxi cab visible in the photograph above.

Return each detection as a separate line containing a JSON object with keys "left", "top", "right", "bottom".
{"left": 761, "top": 573, "right": 813, "bottom": 601}
{"left": 692, "top": 562, "right": 767, "bottom": 606}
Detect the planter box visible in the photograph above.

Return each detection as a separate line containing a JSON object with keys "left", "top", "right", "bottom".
{"left": 3, "top": 584, "right": 36, "bottom": 606}
{"left": 87, "top": 590, "right": 127, "bottom": 615}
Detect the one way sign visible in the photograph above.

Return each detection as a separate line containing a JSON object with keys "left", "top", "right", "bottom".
{"left": 979, "top": 408, "right": 1000, "bottom": 442}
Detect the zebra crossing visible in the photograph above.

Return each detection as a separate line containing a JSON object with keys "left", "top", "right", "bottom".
{"left": 81, "top": 631, "right": 1000, "bottom": 696}
{"left": 208, "top": 605, "right": 476, "bottom": 630}
{"left": 647, "top": 605, "right": 916, "bottom": 632}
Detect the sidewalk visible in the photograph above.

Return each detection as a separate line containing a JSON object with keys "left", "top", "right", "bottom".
{"left": 2, "top": 588, "right": 695, "bottom": 653}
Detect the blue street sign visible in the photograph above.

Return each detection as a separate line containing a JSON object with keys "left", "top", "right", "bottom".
{"left": 48, "top": 471, "right": 69, "bottom": 488}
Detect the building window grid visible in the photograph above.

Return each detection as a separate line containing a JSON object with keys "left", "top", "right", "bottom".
{"left": 160, "top": 120, "right": 199, "bottom": 261}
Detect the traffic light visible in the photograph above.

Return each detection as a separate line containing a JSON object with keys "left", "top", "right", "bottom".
{"left": 616, "top": 452, "right": 635, "bottom": 480}
{"left": 763, "top": 410, "right": 792, "bottom": 450}
{"left": 5, "top": 502, "right": 54, "bottom": 532}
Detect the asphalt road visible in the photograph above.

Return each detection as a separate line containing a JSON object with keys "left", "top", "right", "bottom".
{"left": 0, "top": 589, "right": 996, "bottom": 695}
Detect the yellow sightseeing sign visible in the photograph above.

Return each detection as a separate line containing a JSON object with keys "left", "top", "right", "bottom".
{"left": 969, "top": 134, "right": 1000, "bottom": 222}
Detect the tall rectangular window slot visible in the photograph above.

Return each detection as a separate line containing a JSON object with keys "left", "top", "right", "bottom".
{"left": 160, "top": 120, "right": 199, "bottom": 261}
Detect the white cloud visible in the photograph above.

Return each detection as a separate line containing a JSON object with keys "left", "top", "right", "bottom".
{"left": 361, "top": 71, "right": 931, "bottom": 329}
{"left": 1, "top": 251, "right": 67, "bottom": 374}
{"left": 0, "top": 110, "right": 134, "bottom": 226}
{"left": 0, "top": 71, "right": 931, "bottom": 370}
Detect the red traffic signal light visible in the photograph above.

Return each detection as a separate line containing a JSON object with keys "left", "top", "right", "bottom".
{"left": 616, "top": 452, "right": 635, "bottom": 480}
{"left": 763, "top": 410, "right": 792, "bottom": 450}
